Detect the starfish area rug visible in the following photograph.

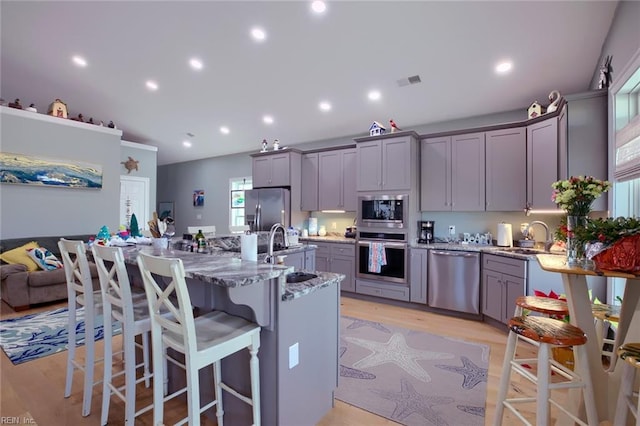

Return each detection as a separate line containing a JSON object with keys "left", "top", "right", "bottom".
{"left": 336, "top": 315, "right": 489, "bottom": 426}
{"left": 0, "top": 307, "right": 120, "bottom": 365}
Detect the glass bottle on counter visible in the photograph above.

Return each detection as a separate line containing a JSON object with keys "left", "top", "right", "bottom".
{"left": 195, "top": 229, "right": 206, "bottom": 253}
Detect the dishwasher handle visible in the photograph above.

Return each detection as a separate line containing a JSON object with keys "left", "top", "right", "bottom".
{"left": 431, "top": 250, "right": 478, "bottom": 258}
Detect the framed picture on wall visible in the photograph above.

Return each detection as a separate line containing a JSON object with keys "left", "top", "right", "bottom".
{"left": 193, "top": 190, "right": 205, "bottom": 207}
{"left": 231, "top": 190, "right": 245, "bottom": 208}
{"left": 158, "top": 201, "right": 174, "bottom": 220}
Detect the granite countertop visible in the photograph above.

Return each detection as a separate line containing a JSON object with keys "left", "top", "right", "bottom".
{"left": 300, "top": 235, "right": 356, "bottom": 244}
{"left": 120, "top": 243, "right": 338, "bottom": 301}
{"left": 410, "top": 242, "right": 565, "bottom": 260}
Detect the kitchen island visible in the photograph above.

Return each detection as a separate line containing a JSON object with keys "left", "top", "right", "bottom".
{"left": 121, "top": 244, "right": 344, "bottom": 426}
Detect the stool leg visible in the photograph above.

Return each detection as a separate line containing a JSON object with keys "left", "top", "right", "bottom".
{"left": 82, "top": 311, "right": 97, "bottom": 417}
{"left": 124, "top": 327, "right": 136, "bottom": 425}
{"left": 494, "top": 330, "right": 517, "bottom": 426}
{"left": 614, "top": 361, "right": 635, "bottom": 426}
{"left": 65, "top": 303, "right": 77, "bottom": 399}
{"left": 101, "top": 310, "right": 114, "bottom": 426}
{"left": 249, "top": 337, "right": 261, "bottom": 426}
{"left": 151, "top": 325, "right": 165, "bottom": 426}
{"left": 142, "top": 331, "right": 151, "bottom": 388}
{"left": 537, "top": 343, "right": 551, "bottom": 426}
{"left": 186, "top": 357, "right": 201, "bottom": 426}
{"left": 214, "top": 360, "right": 224, "bottom": 426}
{"left": 574, "top": 345, "right": 599, "bottom": 426}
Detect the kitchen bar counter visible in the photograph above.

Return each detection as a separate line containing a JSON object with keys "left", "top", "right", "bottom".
{"left": 300, "top": 235, "right": 356, "bottom": 244}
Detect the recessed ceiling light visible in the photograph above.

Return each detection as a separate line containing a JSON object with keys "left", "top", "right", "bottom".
{"left": 251, "top": 27, "right": 266, "bottom": 41}
{"left": 319, "top": 101, "right": 332, "bottom": 112}
{"left": 72, "top": 56, "right": 87, "bottom": 67}
{"left": 263, "top": 115, "right": 274, "bottom": 124}
{"left": 189, "top": 58, "right": 203, "bottom": 70}
{"left": 220, "top": 126, "right": 230, "bottom": 134}
{"left": 495, "top": 61, "right": 513, "bottom": 74}
{"left": 368, "top": 90, "right": 381, "bottom": 101}
{"left": 311, "top": 1, "right": 326, "bottom": 14}
{"left": 182, "top": 140, "right": 192, "bottom": 148}
{"left": 146, "top": 80, "right": 158, "bottom": 91}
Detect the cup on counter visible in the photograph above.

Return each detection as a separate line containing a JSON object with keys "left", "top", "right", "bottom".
{"left": 301, "top": 229, "right": 309, "bottom": 238}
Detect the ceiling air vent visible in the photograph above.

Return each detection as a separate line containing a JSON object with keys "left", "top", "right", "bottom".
{"left": 396, "top": 75, "right": 422, "bottom": 87}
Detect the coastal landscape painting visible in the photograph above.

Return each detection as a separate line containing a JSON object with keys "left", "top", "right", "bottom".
{"left": 0, "top": 152, "right": 103, "bottom": 189}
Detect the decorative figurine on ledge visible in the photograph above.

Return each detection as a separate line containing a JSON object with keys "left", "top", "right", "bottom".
{"left": 8, "top": 99, "right": 22, "bottom": 110}
{"left": 369, "top": 121, "right": 386, "bottom": 136}
{"left": 48, "top": 98, "right": 68, "bottom": 118}
{"left": 261, "top": 138, "right": 268, "bottom": 152}
{"left": 25, "top": 103, "right": 37, "bottom": 113}
{"left": 107, "top": 120, "right": 116, "bottom": 128}
{"left": 598, "top": 55, "right": 613, "bottom": 89}
{"left": 273, "top": 139, "right": 280, "bottom": 150}
{"left": 389, "top": 119, "right": 401, "bottom": 133}
{"left": 546, "top": 90, "right": 562, "bottom": 114}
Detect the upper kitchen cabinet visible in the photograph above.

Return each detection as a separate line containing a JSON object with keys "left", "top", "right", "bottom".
{"left": 354, "top": 131, "right": 419, "bottom": 191}
{"left": 251, "top": 149, "right": 302, "bottom": 188}
{"left": 558, "top": 90, "right": 608, "bottom": 212}
{"left": 300, "top": 153, "right": 319, "bottom": 211}
{"left": 527, "top": 116, "right": 559, "bottom": 210}
{"left": 420, "top": 132, "right": 485, "bottom": 211}
{"left": 319, "top": 148, "right": 357, "bottom": 211}
{"left": 485, "top": 127, "right": 526, "bottom": 211}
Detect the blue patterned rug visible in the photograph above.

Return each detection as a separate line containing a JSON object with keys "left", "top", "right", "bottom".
{"left": 0, "top": 307, "right": 121, "bottom": 365}
{"left": 336, "top": 316, "right": 489, "bottom": 426}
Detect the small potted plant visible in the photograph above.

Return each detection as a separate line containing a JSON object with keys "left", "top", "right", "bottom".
{"left": 579, "top": 216, "right": 640, "bottom": 273}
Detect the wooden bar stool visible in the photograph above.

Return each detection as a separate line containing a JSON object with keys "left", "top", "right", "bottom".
{"left": 591, "top": 303, "right": 621, "bottom": 367}
{"left": 494, "top": 315, "right": 598, "bottom": 426}
{"left": 614, "top": 343, "right": 640, "bottom": 426}
{"left": 515, "top": 296, "right": 569, "bottom": 319}
{"left": 137, "top": 252, "right": 262, "bottom": 426}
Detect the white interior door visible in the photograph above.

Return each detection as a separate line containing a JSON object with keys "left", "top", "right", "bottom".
{"left": 120, "top": 176, "right": 150, "bottom": 229}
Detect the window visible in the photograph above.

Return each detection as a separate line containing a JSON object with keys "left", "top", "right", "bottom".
{"left": 229, "top": 177, "right": 252, "bottom": 229}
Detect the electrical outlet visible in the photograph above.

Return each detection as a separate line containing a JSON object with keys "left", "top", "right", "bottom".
{"left": 289, "top": 343, "right": 299, "bottom": 369}
{"left": 331, "top": 222, "right": 337, "bottom": 230}
{"left": 448, "top": 225, "right": 456, "bottom": 235}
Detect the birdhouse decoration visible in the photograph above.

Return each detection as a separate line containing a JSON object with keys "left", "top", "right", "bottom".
{"left": 369, "top": 121, "right": 386, "bottom": 136}
{"left": 527, "top": 101, "right": 545, "bottom": 119}
{"left": 48, "top": 98, "right": 68, "bottom": 118}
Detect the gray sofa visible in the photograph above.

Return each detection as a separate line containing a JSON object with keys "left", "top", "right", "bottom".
{"left": 0, "top": 235, "right": 100, "bottom": 311}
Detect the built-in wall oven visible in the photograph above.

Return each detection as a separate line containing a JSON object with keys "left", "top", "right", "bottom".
{"left": 358, "top": 194, "right": 408, "bottom": 229}
{"left": 356, "top": 231, "right": 408, "bottom": 284}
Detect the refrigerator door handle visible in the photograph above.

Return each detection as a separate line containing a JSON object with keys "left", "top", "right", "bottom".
{"left": 256, "top": 203, "right": 261, "bottom": 232}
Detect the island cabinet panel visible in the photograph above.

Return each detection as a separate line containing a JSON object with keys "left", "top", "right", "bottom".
{"left": 485, "top": 127, "right": 527, "bottom": 211}
{"left": 284, "top": 247, "right": 316, "bottom": 270}
{"left": 421, "top": 132, "right": 485, "bottom": 211}
{"left": 301, "top": 153, "right": 319, "bottom": 211}
{"left": 313, "top": 242, "right": 355, "bottom": 292}
{"left": 356, "top": 134, "right": 415, "bottom": 191}
{"left": 527, "top": 117, "right": 559, "bottom": 210}
{"left": 481, "top": 253, "right": 525, "bottom": 324}
{"left": 409, "top": 248, "right": 428, "bottom": 303}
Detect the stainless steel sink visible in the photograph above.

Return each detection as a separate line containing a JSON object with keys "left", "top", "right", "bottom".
{"left": 286, "top": 272, "right": 318, "bottom": 283}
{"left": 497, "top": 247, "right": 547, "bottom": 255}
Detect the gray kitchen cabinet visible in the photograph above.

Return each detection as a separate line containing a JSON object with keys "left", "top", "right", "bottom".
{"left": 284, "top": 248, "right": 316, "bottom": 271}
{"left": 409, "top": 248, "right": 428, "bottom": 303}
{"left": 527, "top": 117, "right": 559, "bottom": 210}
{"left": 252, "top": 150, "right": 301, "bottom": 188}
{"left": 482, "top": 253, "right": 525, "bottom": 324}
{"left": 305, "top": 249, "right": 316, "bottom": 271}
{"left": 319, "top": 148, "right": 357, "bottom": 211}
{"left": 301, "top": 153, "right": 319, "bottom": 211}
{"left": 355, "top": 133, "right": 417, "bottom": 191}
{"left": 485, "top": 128, "right": 527, "bottom": 211}
{"left": 313, "top": 242, "right": 355, "bottom": 292}
{"left": 420, "top": 132, "right": 485, "bottom": 211}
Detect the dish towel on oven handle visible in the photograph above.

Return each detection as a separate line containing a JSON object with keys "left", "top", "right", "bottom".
{"left": 368, "top": 242, "right": 387, "bottom": 273}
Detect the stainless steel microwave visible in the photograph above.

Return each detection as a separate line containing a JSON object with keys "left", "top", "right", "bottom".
{"left": 358, "top": 194, "right": 408, "bottom": 228}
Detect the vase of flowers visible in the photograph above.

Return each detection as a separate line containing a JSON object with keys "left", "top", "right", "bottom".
{"left": 551, "top": 176, "right": 611, "bottom": 266}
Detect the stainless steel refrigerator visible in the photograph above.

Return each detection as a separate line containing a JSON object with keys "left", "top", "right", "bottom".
{"left": 244, "top": 188, "right": 290, "bottom": 231}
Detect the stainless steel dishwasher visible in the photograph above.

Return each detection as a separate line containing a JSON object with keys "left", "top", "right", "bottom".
{"left": 428, "top": 250, "right": 480, "bottom": 314}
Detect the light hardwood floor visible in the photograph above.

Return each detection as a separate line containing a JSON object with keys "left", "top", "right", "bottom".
{"left": 1, "top": 295, "right": 577, "bottom": 425}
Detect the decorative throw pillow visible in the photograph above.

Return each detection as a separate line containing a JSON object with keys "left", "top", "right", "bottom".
{"left": 0, "top": 241, "right": 40, "bottom": 272}
{"left": 27, "top": 247, "right": 63, "bottom": 271}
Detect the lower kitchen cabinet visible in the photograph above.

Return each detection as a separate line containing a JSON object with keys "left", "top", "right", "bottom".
{"left": 481, "top": 253, "right": 525, "bottom": 324}
{"left": 409, "top": 248, "right": 428, "bottom": 303}
{"left": 284, "top": 248, "right": 316, "bottom": 271}
{"left": 314, "top": 242, "right": 355, "bottom": 292}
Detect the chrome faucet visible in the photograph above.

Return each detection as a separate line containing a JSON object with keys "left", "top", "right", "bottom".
{"left": 265, "top": 223, "right": 289, "bottom": 264}
{"left": 524, "top": 221, "right": 553, "bottom": 252}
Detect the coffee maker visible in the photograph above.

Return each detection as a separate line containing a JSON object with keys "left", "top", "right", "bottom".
{"left": 418, "top": 221, "right": 435, "bottom": 244}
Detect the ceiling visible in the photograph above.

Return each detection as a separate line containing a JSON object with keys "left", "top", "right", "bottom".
{"left": 1, "top": 1, "right": 619, "bottom": 166}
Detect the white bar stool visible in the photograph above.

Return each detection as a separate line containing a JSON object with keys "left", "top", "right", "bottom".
{"left": 493, "top": 315, "right": 598, "bottom": 426}
{"left": 614, "top": 342, "right": 640, "bottom": 426}
{"left": 137, "top": 252, "right": 262, "bottom": 426}
{"left": 591, "top": 303, "right": 621, "bottom": 368}
{"left": 91, "top": 245, "right": 158, "bottom": 425}
{"left": 58, "top": 238, "right": 104, "bottom": 417}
